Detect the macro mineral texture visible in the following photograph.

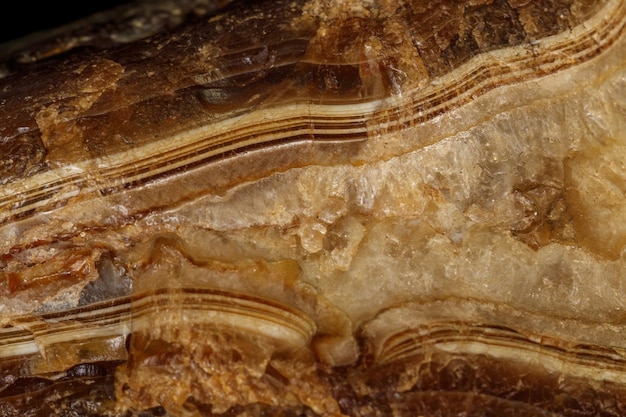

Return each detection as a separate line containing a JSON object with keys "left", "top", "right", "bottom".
{"left": 1, "top": 0, "right": 626, "bottom": 416}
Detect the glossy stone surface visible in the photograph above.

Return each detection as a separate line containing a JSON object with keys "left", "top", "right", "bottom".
{"left": 1, "top": 0, "right": 625, "bottom": 416}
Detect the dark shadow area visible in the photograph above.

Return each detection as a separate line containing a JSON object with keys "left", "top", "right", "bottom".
{"left": 0, "top": 1, "right": 133, "bottom": 44}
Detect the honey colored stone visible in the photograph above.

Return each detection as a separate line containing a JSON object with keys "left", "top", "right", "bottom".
{"left": 1, "top": 0, "right": 626, "bottom": 416}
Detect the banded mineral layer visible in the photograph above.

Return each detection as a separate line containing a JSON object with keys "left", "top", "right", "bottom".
{"left": 0, "top": 0, "right": 625, "bottom": 416}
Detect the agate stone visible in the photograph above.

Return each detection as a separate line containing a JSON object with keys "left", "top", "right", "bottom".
{"left": 0, "top": 0, "right": 625, "bottom": 416}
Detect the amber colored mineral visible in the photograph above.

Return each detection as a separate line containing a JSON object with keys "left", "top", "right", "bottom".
{"left": 1, "top": 0, "right": 626, "bottom": 416}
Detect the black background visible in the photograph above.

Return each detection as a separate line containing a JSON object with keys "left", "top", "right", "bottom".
{"left": 0, "top": 1, "right": 134, "bottom": 44}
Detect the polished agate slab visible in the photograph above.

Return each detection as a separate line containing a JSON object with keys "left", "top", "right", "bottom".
{"left": 1, "top": 0, "right": 626, "bottom": 416}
